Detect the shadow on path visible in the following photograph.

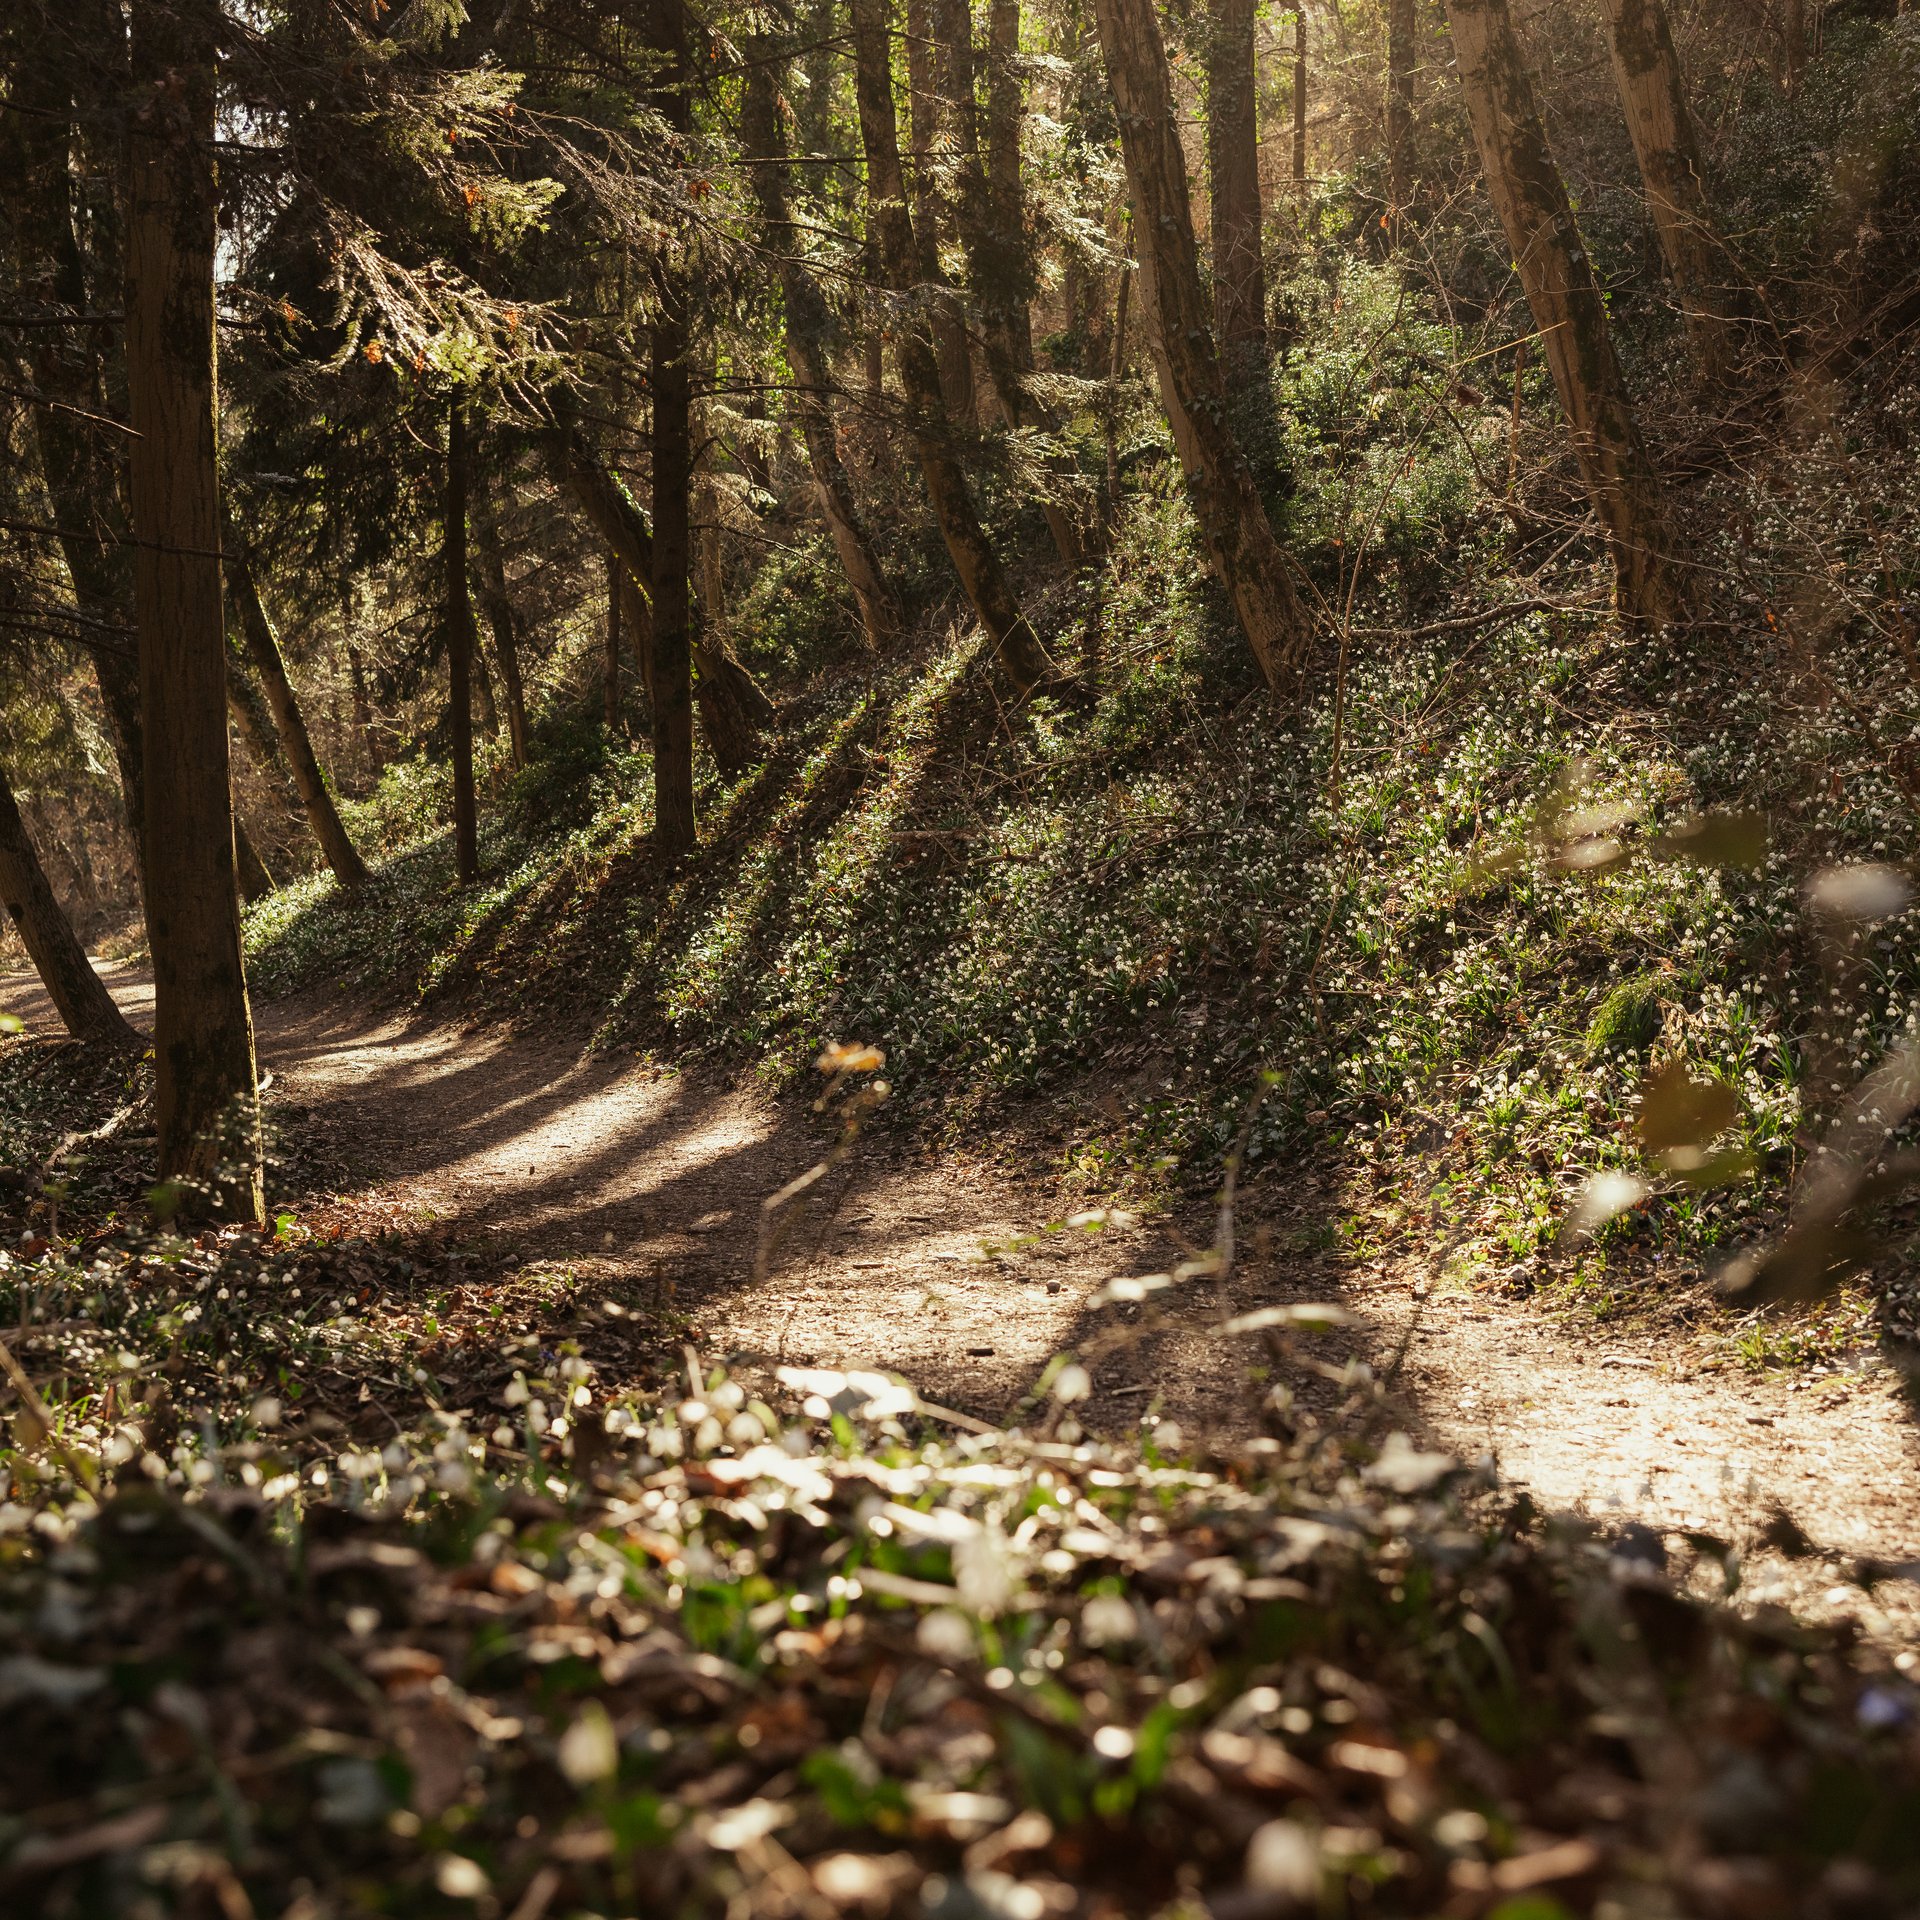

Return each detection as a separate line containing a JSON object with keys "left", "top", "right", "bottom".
{"left": 9, "top": 960, "right": 1920, "bottom": 1637}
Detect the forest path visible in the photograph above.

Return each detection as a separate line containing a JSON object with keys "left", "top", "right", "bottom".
{"left": 9, "top": 961, "right": 1920, "bottom": 1633}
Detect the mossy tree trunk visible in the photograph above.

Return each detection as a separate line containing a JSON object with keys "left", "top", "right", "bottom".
{"left": 740, "top": 53, "right": 901, "bottom": 645}
{"left": 1091, "top": 0, "right": 1312, "bottom": 695}
{"left": 0, "top": 760, "right": 133, "bottom": 1045}
{"left": 849, "top": 0, "right": 1055, "bottom": 693}
{"left": 1597, "top": 0, "right": 1749, "bottom": 390}
{"left": 227, "top": 537, "right": 372, "bottom": 891}
{"left": 125, "top": 0, "right": 262, "bottom": 1218}
{"left": 1446, "top": 0, "right": 1681, "bottom": 627}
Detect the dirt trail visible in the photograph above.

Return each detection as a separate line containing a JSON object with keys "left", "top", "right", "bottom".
{"left": 9, "top": 963, "right": 1920, "bottom": 1633}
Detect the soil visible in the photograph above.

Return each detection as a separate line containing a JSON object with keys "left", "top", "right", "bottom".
{"left": 8, "top": 960, "right": 1920, "bottom": 1639}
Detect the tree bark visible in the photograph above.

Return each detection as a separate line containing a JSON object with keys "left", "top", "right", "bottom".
{"left": 545, "top": 435, "right": 771, "bottom": 770}
{"left": 0, "top": 37, "right": 148, "bottom": 908}
{"left": 233, "top": 809, "right": 275, "bottom": 906}
{"left": 1446, "top": 0, "right": 1680, "bottom": 627}
{"left": 1387, "top": 0, "right": 1417, "bottom": 208}
{"left": 126, "top": 0, "right": 263, "bottom": 1218}
{"left": 225, "top": 642, "right": 304, "bottom": 823}
{"left": 472, "top": 635, "right": 501, "bottom": 739}
{"left": 445, "top": 401, "right": 480, "bottom": 883}
{"left": 347, "top": 639, "right": 384, "bottom": 787}
{"left": 227, "top": 539, "right": 373, "bottom": 890}
{"left": 1105, "top": 259, "right": 1132, "bottom": 512}
{"left": 938, "top": 0, "right": 1088, "bottom": 565}
{"left": 1091, "top": 0, "right": 1312, "bottom": 694}
{"left": 741, "top": 54, "right": 900, "bottom": 646}
{"left": 650, "top": 308, "right": 699, "bottom": 852}
{"left": 0, "top": 760, "right": 134, "bottom": 1045}
{"left": 1207, "top": 0, "right": 1267, "bottom": 379}
{"left": 850, "top": 0, "right": 1056, "bottom": 693}
{"left": 905, "top": 0, "right": 979, "bottom": 428}
{"left": 1292, "top": 8, "right": 1308, "bottom": 186}
{"left": 1596, "top": 0, "right": 1748, "bottom": 390}
{"left": 472, "top": 489, "right": 531, "bottom": 770}
{"left": 604, "top": 548, "right": 623, "bottom": 733}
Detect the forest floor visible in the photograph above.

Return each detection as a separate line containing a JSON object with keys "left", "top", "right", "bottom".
{"left": 11, "top": 960, "right": 1919, "bottom": 1644}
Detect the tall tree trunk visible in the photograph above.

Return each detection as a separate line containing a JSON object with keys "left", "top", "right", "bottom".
{"left": 1596, "top": 0, "right": 1748, "bottom": 390}
{"left": 1105, "top": 260, "right": 1132, "bottom": 512}
{"left": 225, "top": 643, "right": 304, "bottom": 824}
{"left": 0, "top": 39, "right": 148, "bottom": 909}
{"left": 850, "top": 0, "right": 1056, "bottom": 692}
{"left": 472, "top": 636, "right": 501, "bottom": 740}
{"left": 472, "top": 489, "right": 531, "bottom": 770}
{"left": 905, "top": 0, "right": 979, "bottom": 429}
{"left": 741, "top": 53, "right": 901, "bottom": 645}
{"left": 0, "top": 760, "right": 133, "bottom": 1045}
{"left": 1091, "top": 0, "right": 1312, "bottom": 694}
{"left": 938, "top": 0, "right": 1088, "bottom": 565}
{"left": 233, "top": 810, "right": 274, "bottom": 905}
{"left": 445, "top": 401, "right": 480, "bottom": 883}
{"left": 1781, "top": 0, "right": 1807, "bottom": 95}
{"left": 545, "top": 435, "right": 770, "bottom": 770}
{"left": 126, "top": 0, "right": 262, "bottom": 1218}
{"left": 648, "top": 0, "right": 699, "bottom": 849}
{"left": 1387, "top": 0, "right": 1417, "bottom": 209}
{"left": 347, "top": 638, "right": 384, "bottom": 787}
{"left": 604, "top": 548, "right": 623, "bottom": 733}
{"left": 1446, "top": 0, "right": 1680, "bottom": 626}
{"left": 651, "top": 309, "right": 699, "bottom": 852}
{"left": 1207, "top": 0, "right": 1267, "bottom": 379}
{"left": 1292, "top": 8, "right": 1309, "bottom": 186}
{"left": 227, "top": 540, "right": 372, "bottom": 890}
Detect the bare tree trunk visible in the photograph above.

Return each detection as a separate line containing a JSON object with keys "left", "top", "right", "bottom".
{"left": 472, "top": 636, "right": 501, "bottom": 739}
{"left": 225, "top": 643, "right": 304, "bottom": 822}
{"left": 546, "top": 435, "right": 771, "bottom": 770}
{"left": 1091, "top": 0, "right": 1312, "bottom": 694}
{"left": 1105, "top": 260, "right": 1132, "bottom": 512}
{"left": 1207, "top": 0, "right": 1267, "bottom": 379}
{"left": 1387, "top": 0, "right": 1417, "bottom": 209}
{"left": 0, "top": 760, "right": 133, "bottom": 1045}
{"left": 346, "top": 635, "right": 384, "bottom": 787}
{"left": 1446, "top": 0, "right": 1680, "bottom": 626}
{"left": 604, "top": 548, "right": 623, "bottom": 733}
{"left": 233, "top": 809, "right": 274, "bottom": 905}
{"left": 942, "top": 0, "right": 1088, "bottom": 565}
{"left": 1781, "top": 0, "right": 1807, "bottom": 94}
{"left": 1292, "top": 7, "right": 1308, "bottom": 186}
{"left": 472, "top": 490, "right": 531, "bottom": 770}
{"left": 1596, "top": 0, "right": 1749, "bottom": 390}
{"left": 126, "top": 0, "right": 262, "bottom": 1218}
{"left": 0, "top": 43, "right": 148, "bottom": 912}
{"left": 651, "top": 308, "right": 699, "bottom": 851}
{"left": 906, "top": 0, "right": 979, "bottom": 429}
{"left": 850, "top": 0, "right": 1056, "bottom": 692}
{"left": 227, "top": 540, "right": 372, "bottom": 890}
{"left": 445, "top": 401, "right": 480, "bottom": 884}
{"left": 740, "top": 53, "right": 901, "bottom": 645}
